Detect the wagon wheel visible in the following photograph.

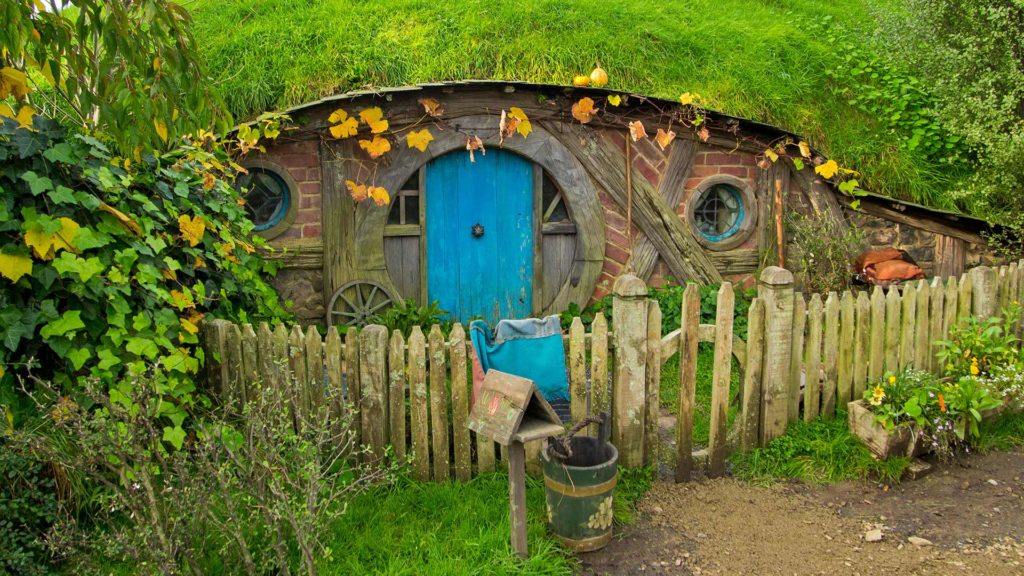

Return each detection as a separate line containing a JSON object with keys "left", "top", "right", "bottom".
{"left": 326, "top": 280, "right": 399, "bottom": 327}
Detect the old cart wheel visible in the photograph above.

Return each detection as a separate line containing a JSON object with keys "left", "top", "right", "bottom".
{"left": 326, "top": 280, "right": 399, "bottom": 327}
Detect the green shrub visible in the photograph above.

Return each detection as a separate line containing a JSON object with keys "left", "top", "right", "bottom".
{"left": 371, "top": 298, "right": 451, "bottom": 336}
{"left": 0, "top": 432, "right": 59, "bottom": 576}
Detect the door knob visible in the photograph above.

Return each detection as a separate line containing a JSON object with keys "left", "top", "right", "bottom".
{"left": 471, "top": 223, "right": 485, "bottom": 238}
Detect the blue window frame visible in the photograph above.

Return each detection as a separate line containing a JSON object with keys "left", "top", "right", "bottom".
{"left": 236, "top": 168, "right": 290, "bottom": 232}
{"left": 693, "top": 183, "right": 744, "bottom": 242}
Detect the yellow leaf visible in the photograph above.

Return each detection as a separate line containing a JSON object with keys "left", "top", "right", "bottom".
{"left": 571, "top": 97, "right": 596, "bottom": 124}
{"left": 815, "top": 159, "right": 839, "bottom": 179}
{"left": 153, "top": 57, "right": 161, "bottom": 71}
{"left": 368, "top": 186, "right": 390, "bottom": 207}
{"left": 0, "top": 252, "right": 32, "bottom": 283}
{"left": 358, "top": 136, "right": 391, "bottom": 159}
{"left": 154, "top": 118, "right": 168, "bottom": 143}
{"left": 508, "top": 107, "right": 532, "bottom": 138}
{"left": 24, "top": 217, "right": 80, "bottom": 260}
{"left": 406, "top": 129, "right": 434, "bottom": 152}
{"left": 194, "top": 256, "right": 206, "bottom": 269}
{"left": 628, "top": 120, "right": 648, "bottom": 142}
{"left": 180, "top": 317, "right": 200, "bottom": 335}
{"left": 0, "top": 103, "right": 35, "bottom": 130}
{"left": 178, "top": 214, "right": 205, "bottom": 247}
{"left": 418, "top": 97, "right": 444, "bottom": 118}
{"left": 161, "top": 268, "right": 177, "bottom": 281}
{"left": 0, "top": 67, "right": 30, "bottom": 100}
{"left": 359, "top": 107, "right": 389, "bottom": 134}
{"left": 679, "top": 92, "right": 694, "bottom": 106}
{"left": 170, "top": 289, "right": 195, "bottom": 310}
{"left": 607, "top": 94, "right": 622, "bottom": 107}
{"left": 99, "top": 203, "right": 142, "bottom": 236}
{"left": 655, "top": 128, "right": 676, "bottom": 151}
{"left": 764, "top": 148, "right": 779, "bottom": 163}
{"left": 327, "top": 108, "right": 359, "bottom": 139}
{"left": 345, "top": 180, "right": 369, "bottom": 202}
{"left": 798, "top": 140, "right": 812, "bottom": 158}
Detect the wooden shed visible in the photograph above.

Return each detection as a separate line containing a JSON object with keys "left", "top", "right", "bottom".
{"left": 238, "top": 81, "right": 997, "bottom": 325}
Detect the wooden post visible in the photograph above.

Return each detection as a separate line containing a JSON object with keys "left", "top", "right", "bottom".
{"left": 305, "top": 325, "right": 325, "bottom": 418}
{"left": 708, "top": 283, "right": 734, "bottom": 477}
{"left": 388, "top": 330, "right": 407, "bottom": 462}
{"left": 899, "top": 284, "right": 916, "bottom": 370}
{"left": 590, "top": 312, "right": 609, "bottom": 437}
{"left": 611, "top": 273, "right": 648, "bottom": 468}
{"left": 288, "top": 325, "right": 307, "bottom": 422}
{"left": 804, "top": 294, "right": 823, "bottom": 422}
{"left": 884, "top": 288, "right": 901, "bottom": 374}
{"left": 508, "top": 440, "right": 528, "bottom": 558}
{"left": 225, "top": 322, "right": 244, "bottom": 412}
{"left": 450, "top": 324, "right": 472, "bottom": 481}
{"left": 928, "top": 278, "right": 945, "bottom": 374}
{"left": 344, "top": 328, "right": 360, "bottom": 443}
{"left": 943, "top": 277, "right": 959, "bottom": 343}
{"left": 358, "top": 325, "right": 388, "bottom": 460}
{"left": 428, "top": 325, "right": 450, "bottom": 480}
{"left": 822, "top": 293, "right": 839, "bottom": 418}
{"left": 204, "top": 320, "right": 228, "bottom": 401}
{"left": 569, "top": 317, "right": 587, "bottom": 424}
{"left": 675, "top": 284, "right": 700, "bottom": 481}
{"left": 868, "top": 287, "right": 885, "bottom": 381}
{"left": 256, "top": 322, "right": 277, "bottom": 400}
{"left": 913, "top": 280, "right": 930, "bottom": 371}
{"left": 739, "top": 298, "right": 765, "bottom": 451}
{"left": 853, "top": 292, "right": 871, "bottom": 397}
{"left": 758, "top": 267, "right": 795, "bottom": 444}
{"left": 324, "top": 326, "right": 345, "bottom": 431}
{"left": 838, "top": 292, "right": 855, "bottom": 408}
{"left": 957, "top": 273, "right": 973, "bottom": 323}
{"left": 644, "top": 301, "right": 662, "bottom": 467}
{"left": 970, "top": 266, "right": 997, "bottom": 320}
{"left": 774, "top": 179, "right": 785, "bottom": 267}
{"left": 788, "top": 294, "right": 806, "bottom": 423}
{"left": 408, "top": 327, "right": 430, "bottom": 481}
{"left": 240, "top": 323, "right": 258, "bottom": 407}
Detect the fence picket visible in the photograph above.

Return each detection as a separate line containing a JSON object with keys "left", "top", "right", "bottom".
{"left": 590, "top": 312, "right": 609, "bottom": 436}
{"left": 569, "top": 317, "right": 587, "bottom": 424}
{"left": 899, "top": 285, "right": 917, "bottom": 370}
{"left": 869, "top": 287, "right": 885, "bottom": 381}
{"left": 838, "top": 292, "right": 855, "bottom": 408}
{"left": 224, "top": 322, "right": 244, "bottom": 412}
{"left": 821, "top": 293, "right": 840, "bottom": 417}
{"left": 645, "top": 301, "right": 662, "bottom": 467}
{"left": 288, "top": 325, "right": 307, "bottom": 421}
{"left": 449, "top": 324, "right": 472, "bottom": 482}
{"left": 913, "top": 280, "right": 930, "bottom": 371}
{"left": 675, "top": 284, "right": 700, "bottom": 482}
{"left": 358, "top": 326, "right": 388, "bottom": 460}
{"left": 388, "top": 330, "right": 407, "bottom": 462}
{"left": 344, "top": 329, "right": 360, "bottom": 442}
{"left": 408, "top": 327, "right": 429, "bottom": 481}
{"left": 804, "top": 294, "right": 823, "bottom": 421}
{"left": 958, "top": 273, "right": 973, "bottom": 321}
{"left": 739, "top": 298, "right": 765, "bottom": 451}
{"left": 708, "top": 284, "right": 734, "bottom": 477}
{"left": 928, "top": 279, "right": 944, "bottom": 374}
{"left": 305, "top": 325, "right": 325, "bottom": 416}
{"left": 884, "top": 288, "right": 901, "bottom": 374}
{"left": 428, "top": 325, "right": 450, "bottom": 481}
{"left": 324, "top": 326, "right": 345, "bottom": 427}
{"left": 257, "top": 323, "right": 277, "bottom": 398}
{"left": 788, "top": 294, "right": 806, "bottom": 423}
{"left": 240, "top": 324, "right": 258, "bottom": 405}
{"left": 943, "top": 277, "right": 959, "bottom": 341}
{"left": 273, "top": 323, "right": 290, "bottom": 418}
{"left": 853, "top": 292, "right": 870, "bottom": 398}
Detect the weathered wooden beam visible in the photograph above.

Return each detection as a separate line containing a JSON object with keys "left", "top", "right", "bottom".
{"left": 632, "top": 139, "right": 698, "bottom": 281}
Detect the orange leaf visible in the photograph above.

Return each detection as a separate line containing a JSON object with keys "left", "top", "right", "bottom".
{"left": 345, "top": 180, "right": 369, "bottom": 202}
{"left": 697, "top": 126, "right": 710, "bottom": 142}
{"left": 571, "top": 97, "right": 596, "bottom": 124}
{"left": 465, "top": 135, "right": 485, "bottom": 163}
{"left": 406, "top": 129, "right": 434, "bottom": 152}
{"left": 359, "top": 107, "right": 389, "bottom": 134}
{"left": 328, "top": 108, "right": 359, "bottom": 139}
{"left": 655, "top": 128, "right": 676, "bottom": 150}
{"left": 418, "top": 97, "right": 444, "bottom": 118}
{"left": 628, "top": 121, "right": 648, "bottom": 142}
{"left": 368, "top": 186, "right": 390, "bottom": 207}
{"left": 358, "top": 136, "right": 391, "bottom": 159}
{"left": 508, "top": 107, "right": 532, "bottom": 138}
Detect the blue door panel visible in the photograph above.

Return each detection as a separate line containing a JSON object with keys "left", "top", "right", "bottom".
{"left": 426, "top": 150, "right": 533, "bottom": 323}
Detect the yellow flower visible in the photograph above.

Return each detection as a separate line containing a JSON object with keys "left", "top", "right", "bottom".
{"left": 870, "top": 385, "right": 886, "bottom": 406}
{"left": 970, "top": 363, "right": 980, "bottom": 376}
{"left": 888, "top": 375, "right": 897, "bottom": 385}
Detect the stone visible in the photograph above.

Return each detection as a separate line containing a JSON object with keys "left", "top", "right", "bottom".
{"left": 864, "top": 529, "right": 883, "bottom": 543}
{"left": 908, "top": 536, "right": 933, "bottom": 547}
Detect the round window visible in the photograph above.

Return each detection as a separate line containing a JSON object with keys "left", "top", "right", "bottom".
{"left": 236, "top": 168, "right": 291, "bottom": 233}
{"left": 692, "top": 183, "right": 745, "bottom": 242}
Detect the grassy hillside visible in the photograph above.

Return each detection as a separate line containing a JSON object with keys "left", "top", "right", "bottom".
{"left": 186, "top": 0, "right": 956, "bottom": 207}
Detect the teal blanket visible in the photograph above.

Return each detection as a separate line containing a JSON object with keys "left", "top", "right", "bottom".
{"left": 469, "top": 316, "right": 570, "bottom": 407}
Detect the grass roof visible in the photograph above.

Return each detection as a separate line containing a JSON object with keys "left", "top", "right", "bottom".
{"left": 186, "top": 0, "right": 949, "bottom": 207}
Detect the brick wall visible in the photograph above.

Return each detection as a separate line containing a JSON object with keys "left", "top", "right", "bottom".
{"left": 263, "top": 139, "right": 322, "bottom": 241}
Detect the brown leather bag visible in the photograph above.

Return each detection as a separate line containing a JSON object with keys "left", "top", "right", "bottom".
{"left": 865, "top": 259, "right": 925, "bottom": 285}
{"left": 854, "top": 248, "right": 905, "bottom": 275}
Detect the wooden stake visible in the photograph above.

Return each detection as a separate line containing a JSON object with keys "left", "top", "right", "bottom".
{"left": 774, "top": 179, "right": 785, "bottom": 268}
{"left": 508, "top": 441, "right": 528, "bottom": 558}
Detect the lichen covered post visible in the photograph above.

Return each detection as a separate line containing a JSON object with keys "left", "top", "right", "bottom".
{"left": 970, "top": 266, "right": 997, "bottom": 320}
{"left": 612, "top": 273, "right": 648, "bottom": 468}
{"left": 757, "top": 266, "right": 794, "bottom": 444}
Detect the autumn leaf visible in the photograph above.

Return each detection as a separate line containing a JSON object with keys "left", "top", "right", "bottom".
{"left": 359, "top": 107, "right": 389, "bottom": 134}
{"left": 499, "top": 110, "right": 519, "bottom": 146}
{"left": 180, "top": 317, "right": 200, "bottom": 336}
{"left": 202, "top": 172, "right": 216, "bottom": 191}
{"left": 764, "top": 148, "right": 779, "bottom": 163}
{"left": 571, "top": 97, "right": 596, "bottom": 124}
{"left": 194, "top": 256, "right": 206, "bottom": 269}
{"left": 359, "top": 136, "right": 391, "bottom": 159}
{"left": 508, "top": 107, "right": 532, "bottom": 138}
{"left": 161, "top": 268, "right": 177, "bottom": 281}
{"left": 465, "top": 135, "right": 485, "bottom": 163}
{"left": 154, "top": 118, "right": 169, "bottom": 143}
{"left": 170, "top": 289, "right": 195, "bottom": 310}
{"left": 607, "top": 94, "right": 622, "bottom": 107}
{"left": 99, "top": 203, "right": 142, "bottom": 235}
{"left": 405, "top": 129, "right": 434, "bottom": 152}
{"left": 368, "top": 186, "right": 390, "bottom": 207}
{"left": 679, "top": 92, "right": 694, "bottom": 106}
{"left": 697, "top": 126, "right": 710, "bottom": 142}
{"left": 628, "top": 121, "right": 648, "bottom": 142}
{"left": 328, "top": 108, "right": 359, "bottom": 139}
{"left": 178, "top": 214, "right": 205, "bottom": 247}
{"left": 815, "top": 159, "right": 839, "bottom": 179}
{"left": 798, "top": 140, "right": 812, "bottom": 158}
{"left": 655, "top": 128, "right": 676, "bottom": 151}
{"left": 345, "top": 180, "right": 369, "bottom": 202}
{"left": 0, "top": 103, "right": 35, "bottom": 130}
{"left": 0, "top": 252, "right": 32, "bottom": 283}
{"left": 419, "top": 97, "right": 444, "bottom": 118}
{"left": 0, "top": 67, "right": 30, "bottom": 100}
{"left": 25, "top": 217, "right": 80, "bottom": 260}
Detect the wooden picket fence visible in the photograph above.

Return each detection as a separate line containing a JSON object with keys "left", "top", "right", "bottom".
{"left": 202, "top": 262, "right": 1022, "bottom": 482}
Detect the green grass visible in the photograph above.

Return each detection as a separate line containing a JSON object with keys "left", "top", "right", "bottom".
{"left": 183, "top": 0, "right": 951, "bottom": 204}
{"left": 729, "top": 414, "right": 910, "bottom": 485}
{"left": 976, "top": 411, "right": 1024, "bottom": 453}
{"left": 660, "top": 345, "right": 741, "bottom": 446}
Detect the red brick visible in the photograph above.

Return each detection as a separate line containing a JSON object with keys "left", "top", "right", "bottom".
{"left": 607, "top": 226, "right": 630, "bottom": 249}
{"left": 607, "top": 130, "right": 627, "bottom": 154}
{"left": 706, "top": 152, "right": 739, "bottom": 165}
{"left": 604, "top": 208, "right": 627, "bottom": 230}
{"left": 301, "top": 224, "right": 321, "bottom": 238}
{"left": 695, "top": 151, "right": 712, "bottom": 164}
{"left": 599, "top": 191, "right": 619, "bottom": 212}
{"left": 601, "top": 258, "right": 623, "bottom": 277}
{"left": 278, "top": 153, "right": 318, "bottom": 169}
{"left": 605, "top": 243, "right": 631, "bottom": 265}
{"left": 305, "top": 167, "right": 322, "bottom": 182}
{"left": 685, "top": 177, "right": 705, "bottom": 190}
{"left": 591, "top": 285, "right": 609, "bottom": 302}
{"left": 736, "top": 154, "right": 757, "bottom": 167}
{"left": 299, "top": 181, "right": 320, "bottom": 195}
{"left": 276, "top": 226, "right": 301, "bottom": 240}
{"left": 300, "top": 195, "right": 321, "bottom": 210}
{"left": 691, "top": 165, "right": 718, "bottom": 177}
{"left": 633, "top": 138, "right": 665, "bottom": 166}
{"left": 632, "top": 156, "right": 659, "bottom": 188}
{"left": 294, "top": 209, "right": 319, "bottom": 224}
{"left": 718, "top": 166, "right": 750, "bottom": 178}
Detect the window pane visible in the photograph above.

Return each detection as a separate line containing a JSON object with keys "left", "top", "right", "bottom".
{"left": 542, "top": 173, "right": 570, "bottom": 223}
{"left": 236, "top": 168, "right": 289, "bottom": 231}
{"left": 693, "top": 184, "right": 743, "bottom": 242}
{"left": 404, "top": 193, "right": 420, "bottom": 225}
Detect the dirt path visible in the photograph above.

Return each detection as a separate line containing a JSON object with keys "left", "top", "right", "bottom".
{"left": 581, "top": 447, "right": 1024, "bottom": 575}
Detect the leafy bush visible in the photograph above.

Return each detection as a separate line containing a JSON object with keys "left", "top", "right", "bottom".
{"left": 0, "top": 116, "right": 286, "bottom": 428}
{"left": 785, "top": 211, "right": 865, "bottom": 296}
{"left": 0, "top": 431, "right": 59, "bottom": 576}
{"left": 371, "top": 299, "right": 451, "bottom": 336}
{"left": 936, "top": 303, "right": 1021, "bottom": 378}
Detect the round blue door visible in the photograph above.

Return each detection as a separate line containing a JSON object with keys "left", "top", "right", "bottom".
{"left": 425, "top": 149, "right": 534, "bottom": 323}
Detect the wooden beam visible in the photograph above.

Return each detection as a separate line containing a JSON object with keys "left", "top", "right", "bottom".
{"left": 840, "top": 197, "right": 986, "bottom": 245}
{"left": 633, "top": 139, "right": 698, "bottom": 281}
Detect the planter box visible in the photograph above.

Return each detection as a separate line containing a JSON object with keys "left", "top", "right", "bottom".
{"left": 848, "top": 400, "right": 923, "bottom": 459}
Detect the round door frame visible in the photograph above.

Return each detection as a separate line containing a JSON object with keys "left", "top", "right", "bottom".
{"left": 351, "top": 115, "right": 606, "bottom": 315}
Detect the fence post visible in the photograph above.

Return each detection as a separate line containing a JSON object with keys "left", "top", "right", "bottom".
{"left": 358, "top": 325, "right": 388, "bottom": 460}
{"left": 612, "top": 273, "right": 648, "bottom": 468}
{"left": 970, "top": 266, "right": 997, "bottom": 320}
{"left": 757, "top": 266, "right": 794, "bottom": 444}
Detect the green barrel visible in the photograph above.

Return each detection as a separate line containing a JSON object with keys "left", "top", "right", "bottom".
{"left": 542, "top": 437, "right": 618, "bottom": 552}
